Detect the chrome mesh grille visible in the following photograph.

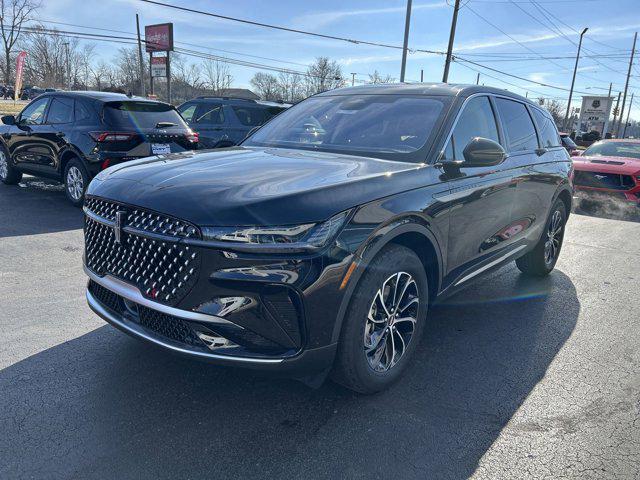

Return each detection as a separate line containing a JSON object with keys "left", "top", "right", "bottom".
{"left": 84, "top": 196, "right": 201, "bottom": 306}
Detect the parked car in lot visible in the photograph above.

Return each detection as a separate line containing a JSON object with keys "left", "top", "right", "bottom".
{"left": 83, "top": 84, "right": 572, "bottom": 393}
{"left": 572, "top": 139, "right": 640, "bottom": 205}
{"left": 0, "top": 91, "right": 198, "bottom": 205}
{"left": 177, "top": 96, "right": 289, "bottom": 148}
{"left": 560, "top": 132, "right": 579, "bottom": 155}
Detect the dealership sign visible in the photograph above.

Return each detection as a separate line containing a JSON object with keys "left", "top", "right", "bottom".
{"left": 151, "top": 56, "right": 167, "bottom": 78}
{"left": 145, "top": 23, "right": 173, "bottom": 52}
{"left": 578, "top": 96, "right": 613, "bottom": 136}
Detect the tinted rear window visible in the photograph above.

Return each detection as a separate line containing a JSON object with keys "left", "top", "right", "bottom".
{"left": 531, "top": 107, "right": 561, "bottom": 148}
{"left": 495, "top": 98, "right": 538, "bottom": 152}
{"left": 232, "top": 105, "right": 286, "bottom": 126}
{"left": 103, "top": 101, "right": 186, "bottom": 129}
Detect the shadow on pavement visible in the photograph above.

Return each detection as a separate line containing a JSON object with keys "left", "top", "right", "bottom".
{"left": 0, "top": 268, "right": 579, "bottom": 479}
{"left": 0, "top": 177, "right": 83, "bottom": 238}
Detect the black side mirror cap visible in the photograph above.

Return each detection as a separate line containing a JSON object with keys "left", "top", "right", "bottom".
{"left": 1, "top": 115, "right": 16, "bottom": 125}
{"left": 462, "top": 137, "right": 507, "bottom": 167}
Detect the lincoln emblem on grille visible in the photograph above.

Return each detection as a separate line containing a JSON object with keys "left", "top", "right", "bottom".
{"left": 114, "top": 210, "right": 126, "bottom": 244}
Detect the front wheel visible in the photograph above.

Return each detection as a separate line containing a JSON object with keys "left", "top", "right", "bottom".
{"left": 0, "top": 146, "right": 22, "bottom": 185}
{"left": 64, "top": 158, "right": 90, "bottom": 207}
{"left": 516, "top": 199, "right": 567, "bottom": 276}
{"left": 331, "top": 244, "right": 429, "bottom": 394}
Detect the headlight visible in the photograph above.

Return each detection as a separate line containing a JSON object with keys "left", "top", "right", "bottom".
{"left": 201, "top": 210, "right": 350, "bottom": 252}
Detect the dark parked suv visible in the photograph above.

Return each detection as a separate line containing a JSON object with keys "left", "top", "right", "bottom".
{"left": 177, "top": 96, "right": 289, "bottom": 148}
{"left": 83, "top": 84, "right": 572, "bottom": 393}
{"left": 0, "top": 91, "right": 198, "bottom": 205}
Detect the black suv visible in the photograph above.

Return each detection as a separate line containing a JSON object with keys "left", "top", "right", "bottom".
{"left": 177, "top": 96, "right": 289, "bottom": 148}
{"left": 0, "top": 91, "right": 198, "bottom": 205}
{"left": 83, "top": 84, "right": 572, "bottom": 393}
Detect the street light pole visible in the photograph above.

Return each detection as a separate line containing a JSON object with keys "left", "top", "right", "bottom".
{"left": 563, "top": 27, "right": 588, "bottom": 131}
{"left": 442, "top": 0, "right": 461, "bottom": 83}
{"left": 399, "top": 0, "right": 412, "bottom": 83}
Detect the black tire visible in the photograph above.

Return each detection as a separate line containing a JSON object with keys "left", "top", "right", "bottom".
{"left": 63, "top": 158, "right": 90, "bottom": 207}
{"left": 331, "top": 244, "right": 429, "bottom": 394}
{"left": 516, "top": 199, "right": 567, "bottom": 276}
{"left": 0, "top": 144, "right": 22, "bottom": 185}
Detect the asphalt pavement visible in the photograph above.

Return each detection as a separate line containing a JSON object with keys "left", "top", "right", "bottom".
{"left": 1, "top": 177, "right": 639, "bottom": 479}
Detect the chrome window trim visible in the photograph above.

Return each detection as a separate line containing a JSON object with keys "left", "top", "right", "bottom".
{"left": 436, "top": 92, "right": 542, "bottom": 163}
{"left": 84, "top": 265, "right": 238, "bottom": 327}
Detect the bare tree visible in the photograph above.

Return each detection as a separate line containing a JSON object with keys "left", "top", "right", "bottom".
{"left": 538, "top": 98, "right": 566, "bottom": 127}
{"left": 368, "top": 70, "right": 395, "bottom": 84}
{"left": 277, "top": 72, "right": 304, "bottom": 103}
{"left": 305, "top": 57, "right": 345, "bottom": 95}
{"left": 250, "top": 72, "right": 280, "bottom": 101}
{"left": 203, "top": 58, "right": 232, "bottom": 94}
{"left": 22, "top": 26, "right": 80, "bottom": 88}
{"left": 0, "top": 0, "right": 41, "bottom": 84}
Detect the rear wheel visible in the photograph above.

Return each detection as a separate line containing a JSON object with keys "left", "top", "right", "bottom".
{"left": 331, "top": 244, "right": 429, "bottom": 394}
{"left": 0, "top": 146, "right": 22, "bottom": 185}
{"left": 516, "top": 199, "right": 567, "bottom": 276}
{"left": 64, "top": 158, "right": 90, "bottom": 207}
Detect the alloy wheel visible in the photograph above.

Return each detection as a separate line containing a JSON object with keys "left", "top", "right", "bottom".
{"left": 544, "top": 209, "right": 563, "bottom": 265}
{"left": 0, "top": 150, "right": 7, "bottom": 179}
{"left": 364, "top": 272, "right": 420, "bottom": 373}
{"left": 66, "top": 166, "right": 84, "bottom": 201}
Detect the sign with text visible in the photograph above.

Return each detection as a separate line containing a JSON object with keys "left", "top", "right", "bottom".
{"left": 151, "top": 56, "right": 167, "bottom": 77}
{"left": 578, "top": 96, "right": 613, "bottom": 136}
{"left": 145, "top": 23, "right": 173, "bottom": 52}
{"left": 14, "top": 51, "right": 26, "bottom": 101}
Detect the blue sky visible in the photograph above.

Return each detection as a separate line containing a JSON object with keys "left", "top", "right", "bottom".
{"left": 41, "top": 0, "right": 640, "bottom": 119}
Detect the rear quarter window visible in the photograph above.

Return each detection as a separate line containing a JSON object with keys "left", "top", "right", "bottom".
{"left": 232, "top": 106, "right": 284, "bottom": 126}
{"left": 532, "top": 107, "right": 561, "bottom": 148}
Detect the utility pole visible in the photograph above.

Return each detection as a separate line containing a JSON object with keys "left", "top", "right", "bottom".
{"left": 615, "top": 32, "right": 637, "bottom": 137}
{"left": 350, "top": 72, "right": 356, "bottom": 86}
{"left": 612, "top": 91, "right": 622, "bottom": 136}
{"left": 420, "top": 69, "right": 424, "bottom": 82}
{"left": 136, "top": 14, "right": 146, "bottom": 97}
{"left": 63, "top": 42, "right": 71, "bottom": 90}
{"left": 149, "top": 52, "right": 154, "bottom": 96}
{"left": 442, "top": 0, "right": 461, "bottom": 83}
{"left": 399, "top": 0, "right": 412, "bottom": 83}
{"left": 476, "top": 73, "right": 480, "bottom": 85}
{"left": 622, "top": 92, "right": 634, "bottom": 138}
{"left": 166, "top": 52, "right": 171, "bottom": 104}
{"left": 564, "top": 27, "right": 588, "bottom": 131}
{"left": 602, "top": 83, "right": 613, "bottom": 138}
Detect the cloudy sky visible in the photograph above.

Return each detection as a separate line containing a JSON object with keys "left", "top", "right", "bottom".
{"left": 40, "top": 0, "right": 640, "bottom": 119}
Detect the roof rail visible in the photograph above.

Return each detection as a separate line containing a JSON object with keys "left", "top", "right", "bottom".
{"left": 195, "top": 96, "right": 257, "bottom": 102}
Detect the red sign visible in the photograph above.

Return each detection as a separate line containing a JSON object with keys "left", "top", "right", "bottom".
{"left": 14, "top": 51, "right": 27, "bottom": 101}
{"left": 145, "top": 23, "right": 173, "bottom": 52}
{"left": 151, "top": 56, "right": 167, "bottom": 77}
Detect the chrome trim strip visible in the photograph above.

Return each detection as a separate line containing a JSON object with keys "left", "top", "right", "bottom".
{"left": 84, "top": 265, "right": 237, "bottom": 326}
{"left": 86, "top": 289, "right": 283, "bottom": 364}
{"left": 454, "top": 244, "right": 527, "bottom": 286}
{"left": 83, "top": 207, "right": 115, "bottom": 227}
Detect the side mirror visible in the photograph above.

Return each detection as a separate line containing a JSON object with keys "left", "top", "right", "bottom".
{"left": 462, "top": 137, "right": 507, "bottom": 167}
{"left": 1, "top": 115, "right": 15, "bottom": 125}
{"left": 570, "top": 150, "right": 581, "bottom": 157}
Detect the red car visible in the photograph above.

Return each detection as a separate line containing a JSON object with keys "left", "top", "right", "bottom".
{"left": 572, "top": 139, "right": 640, "bottom": 204}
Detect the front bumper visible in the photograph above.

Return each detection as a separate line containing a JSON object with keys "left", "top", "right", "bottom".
{"left": 86, "top": 269, "right": 337, "bottom": 373}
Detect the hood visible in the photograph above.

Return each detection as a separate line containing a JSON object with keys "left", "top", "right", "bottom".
{"left": 572, "top": 155, "right": 640, "bottom": 176}
{"left": 87, "top": 146, "right": 432, "bottom": 226}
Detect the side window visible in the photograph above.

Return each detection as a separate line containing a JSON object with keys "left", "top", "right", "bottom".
{"left": 74, "top": 100, "right": 93, "bottom": 123}
{"left": 20, "top": 97, "right": 49, "bottom": 125}
{"left": 194, "top": 103, "right": 224, "bottom": 125}
{"left": 445, "top": 96, "right": 499, "bottom": 160}
{"left": 46, "top": 97, "right": 74, "bottom": 124}
{"left": 494, "top": 98, "right": 538, "bottom": 152}
{"left": 178, "top": 103, "right": 197, "bottom": 122}
{"left": 531, "top": 107, "right": 561, "bottom": 148}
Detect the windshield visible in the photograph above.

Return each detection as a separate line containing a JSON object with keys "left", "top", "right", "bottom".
{"left": 103, "top": 101, "right": 186, "bottom": 130}
{"left": 243, "top": 94, "right": 449, "bottom": 162}
{"left": 583, "top": 141, "right": 640, "bottom": 160}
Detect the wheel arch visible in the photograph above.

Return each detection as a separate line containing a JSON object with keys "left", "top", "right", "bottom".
{"left": 59, "top": 147, "right": 86, "bottom": 176}
{"left": 330, "top": 219, "right": 444, "bottom": 344}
